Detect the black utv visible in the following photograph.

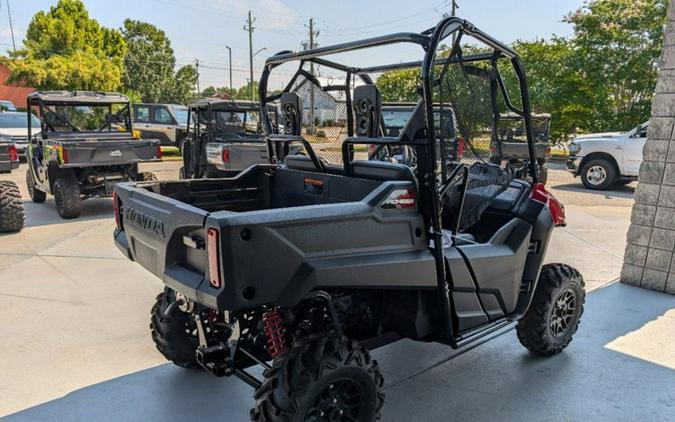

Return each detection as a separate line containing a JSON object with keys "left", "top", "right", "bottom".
{"left": 0, "top": 139, "right": 24, "bottom": 232}
{"left": 114, "top": 17, "right": 584, "bottom": 422}
{"left": 25, "top": 91, "right": 161, "bottom": 219}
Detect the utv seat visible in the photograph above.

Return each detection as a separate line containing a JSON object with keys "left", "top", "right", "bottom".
{"left": 284, "top": 154, "right": 416, "bottom": 185}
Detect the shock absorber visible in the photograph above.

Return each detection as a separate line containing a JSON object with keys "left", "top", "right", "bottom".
{"left": 262, "top": 308, "right": 288, "bottom": 358}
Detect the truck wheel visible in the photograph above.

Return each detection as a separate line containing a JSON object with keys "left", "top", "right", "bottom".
{"left": 53, "top": 175, "right": 81, "bottom": 219}
{"left": 252, "top": 334, "right": 384, "bottom": 422}
{"left": 0, "top": 181, "right": 25, "bottom": 233}
{"left": 516, "top": 264, "right": 585, "bottom": 356}
{"left": 138, "top": 172, "right": 158, "bottom": 182}
{"left": 580, "top": 159, "right": 616, "bottom": 190}
{"left": 26, "top": 169, "right": 46, "bottom": 203}
{"left": 150, "top": 288, "right": 200, "bottom": 369}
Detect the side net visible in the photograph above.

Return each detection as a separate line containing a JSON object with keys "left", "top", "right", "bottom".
{"left": 287, "top": 72, "right": 350, "bottom": 164}
{"left": 434, "top": 52, "right": 515, "bottom": 232}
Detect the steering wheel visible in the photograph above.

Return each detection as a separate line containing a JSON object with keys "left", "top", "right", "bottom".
{"left": 370, "top": 145, "right": 417, "bottom": 170}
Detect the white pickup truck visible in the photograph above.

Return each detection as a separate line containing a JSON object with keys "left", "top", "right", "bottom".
{"left": 567, "top": 121, "right": 648, "bottom": 190}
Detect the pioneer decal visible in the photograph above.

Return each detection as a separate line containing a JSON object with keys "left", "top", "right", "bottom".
{"left": 124, "top": 206, "right": 166, "bottom": 238}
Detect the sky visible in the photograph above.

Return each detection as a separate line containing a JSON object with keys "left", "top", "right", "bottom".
{"left": 0, "top": 0, "right": 585, "bottom": 90}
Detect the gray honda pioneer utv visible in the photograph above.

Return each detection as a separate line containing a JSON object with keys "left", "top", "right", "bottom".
{"left": 25, "top": 91, "right": 161, "bottom": 219}
{"left": 0, "top": 139, "right": 24, "bottom": 232}
{"left": 180, "top": 99, "right": 279, "bottom": 180}
{"left": 113, "top": 17, "right": 584, "bottom": 422}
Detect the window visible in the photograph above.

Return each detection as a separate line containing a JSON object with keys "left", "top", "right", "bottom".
{"left": 154, "top": 107, "right": 174, "bottom": 124}
{"left": 135, "top": 106, "right": 150, "bottom": 122}
{"left": 171, "top": 106, "right": 189, "bottom": 125}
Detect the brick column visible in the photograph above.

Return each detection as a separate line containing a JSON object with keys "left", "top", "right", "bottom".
{"left": 621, "top": 0, "right": 675, "bottom": 294}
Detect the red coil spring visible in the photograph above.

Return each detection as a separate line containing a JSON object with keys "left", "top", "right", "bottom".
{"left": 262, "top": 308, "right": 288, "bottom": 358}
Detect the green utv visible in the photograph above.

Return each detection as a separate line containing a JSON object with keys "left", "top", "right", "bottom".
{"left": 114, "top": 17, "right": 585, "bottom": 422}
{"left": 25, "top": 91, "right": 161, "bottom": 219}
{"left": 0, "top": 139, "right": 24, "bottom": 232}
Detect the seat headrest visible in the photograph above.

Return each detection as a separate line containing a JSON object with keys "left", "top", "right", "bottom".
{"left": 353, "top": 85, "right": 381, "bottom": 137}
{"left": 281, "top": 92, "right": 303, "bottom": 136}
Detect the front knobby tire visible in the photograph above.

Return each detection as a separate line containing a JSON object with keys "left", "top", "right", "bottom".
{"left": 26, "top": 169, "right": 46, "bottom": 203}
{"left": 53, "top": 174, "right": 81, "bottom": 219}
{"left": 0, "top": 181, "right": 25, "bottom": 233}
{"left": 252, "top": 334, "right": 384, "bottom": 422}
{"left": 517, "top": 264, "right": 585, "bottom": 356}
{"left": 150, "top": 288, "right": 200, "bottom": 369}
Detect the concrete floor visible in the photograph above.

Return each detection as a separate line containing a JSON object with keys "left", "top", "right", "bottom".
{"left": 0, "top": 161, "right": 673, "bottom": 421}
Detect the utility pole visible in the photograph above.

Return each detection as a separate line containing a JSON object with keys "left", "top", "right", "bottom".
{"left": 195, "top": 59, "right": 200, "bottom": 94}
{"left": 244, "top": 11, "right": 256, "bottom": 101}
{"left": 305, "top": 18, "right": 319, "bottom": 134}
{"left": 225, "top": 45, "right": 233, "bottom": 93}
{"left": 6, "top": 0, "right": 16, "bottom": 54}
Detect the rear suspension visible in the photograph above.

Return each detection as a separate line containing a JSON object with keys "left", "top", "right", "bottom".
{"left": 262, "top": 307, "right": 288, "bottom": 358}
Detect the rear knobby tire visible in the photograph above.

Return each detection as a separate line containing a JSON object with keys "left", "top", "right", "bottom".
{"left": 0, "top": 181, "right": 25, "bottom": 233}
{"left": 252, "top": 334, "right": 384, "bottom": 422}
{"left": 138, "top": 172, "right": 158, "bottom": 182}
{"left": 53, "top": 174, "right": 81, "bottom": 219}
{"left": 26, "top": 169, "right": 46, "bottom": 203}
{"left": 150, "top": 288, "right": 200, "bottom": 369}
{"left": 517, "top": 263, "right": 585, "bottom": 356}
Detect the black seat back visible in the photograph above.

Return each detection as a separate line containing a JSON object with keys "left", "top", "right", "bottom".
{"left": 284, "top": 155, "right": 415, "bottom": 184}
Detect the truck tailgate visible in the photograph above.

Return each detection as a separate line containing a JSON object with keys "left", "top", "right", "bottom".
{"left": 58, "top": 139, "right": 161, "bottom": 167}
{"left": 114, "top": 182, "right": 210, "bottom": 296}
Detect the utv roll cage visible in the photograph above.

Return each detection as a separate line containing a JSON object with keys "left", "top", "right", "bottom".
{"left": 27, "top": 91, "right": 133, "bottom": 139}
{"left": 258, "top": 17, "right": 537, "bottom": 344}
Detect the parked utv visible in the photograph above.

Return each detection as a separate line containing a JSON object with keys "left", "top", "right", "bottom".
{"left": 492, "top": 112, "right": 552, "bottom": 184}
{"left": 114, "top": 17, "right": 584, "bottom": 422}
{"left": 25, "top": 91, "right": 161, "bottom": 219}
{"left": 0, "top": 139, "right": 24, "bottom": 232}
{"left": 180, "top": 99, "right": 282, "bottom": 180}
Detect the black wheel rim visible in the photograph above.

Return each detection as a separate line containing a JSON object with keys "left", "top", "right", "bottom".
{"left": 305, "top": 378, "right": 364, "bottom": 422}
{"left": 549, "top": 288, "right": 577, "bottom": 338}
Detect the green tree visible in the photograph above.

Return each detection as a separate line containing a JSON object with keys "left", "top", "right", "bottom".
{"left": 565, "top": 0, "right": 668, "bottom": 132}
{"left": 376, "top": 68, "right": 419, "bottom": 102}
{"left": 7, "top": 0, "right": 126, "bottom": 91}
{"left": 164, "top": 64, "right": 198, "bottom": 104}
{"left": 121, "top": 19, "right": 176, "bottom": 103}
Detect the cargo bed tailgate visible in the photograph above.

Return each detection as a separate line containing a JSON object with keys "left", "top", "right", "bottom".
{"left": 114, "top": 182, "right": 210, "bottom": 296}
{"left": 57, "top": 139, "right": 161, "bottom": 167}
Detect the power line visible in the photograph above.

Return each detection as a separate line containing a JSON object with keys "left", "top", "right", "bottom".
{"left": 5, "top": 0, "right": 16, "bottom": 54}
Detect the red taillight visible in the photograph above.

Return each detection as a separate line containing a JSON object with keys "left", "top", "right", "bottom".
{"left": 156, "top": 145, "right": 163, "bottom": 159}
{"left": 457, "top": 137, "right": 465, "bottom": 159}
{"left": 207, "top": 227, "right": 222, "bottom": 288}
{"left": 8, "top": 144, "right": 18, "bottom": 162}
{"left": 369, "top": 144, "right": 375, "bottom": 155}
{"left": 112, "top": 191, "right": 121, "bottom": 229}
{"left": 381, "top": 187, "right": 417, "bottom": 209}
{"left": 61, "top": 147, "right": 68, "bottom": 164}
{"left": 531, "top": 183, "right": 566, "bottom": 227}
{"left": 222, "top": 148, "right": 230, "bottom": 163}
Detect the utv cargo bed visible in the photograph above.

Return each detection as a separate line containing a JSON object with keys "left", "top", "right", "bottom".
{"left": 114, "top": 164, "right": 436, "bottom": 311}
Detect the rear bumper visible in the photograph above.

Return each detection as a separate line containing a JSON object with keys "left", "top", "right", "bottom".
{"left": 566, "top": 157, "right": 582, "bottom": 176}
{"left": 114, "top": 228, "right": 133, "bottom": 260}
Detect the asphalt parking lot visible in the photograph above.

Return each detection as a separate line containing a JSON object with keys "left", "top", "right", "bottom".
{"left": 1, "top": 160, "right": 672, "bottom": 420}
